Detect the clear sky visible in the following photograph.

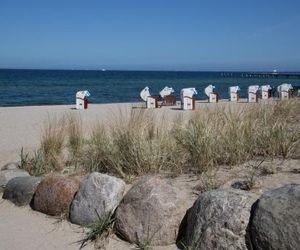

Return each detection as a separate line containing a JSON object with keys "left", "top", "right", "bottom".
{"left": 0, "top": 0, "right": 299, "bottom": 71}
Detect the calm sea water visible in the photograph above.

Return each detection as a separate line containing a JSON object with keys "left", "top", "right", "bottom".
{"left": 0, "top": 69, "right": 299, "bottom": 106}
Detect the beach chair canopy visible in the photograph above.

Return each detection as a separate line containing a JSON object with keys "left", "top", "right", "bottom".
{"left": 140, "top": 86, "right": 151, "bottom": 101}
{"left": 204, "top": 85, "right": 216, "bottom": 97}
{"left": 76, "top": 90, "right": 91, "bottom": 99}
{"left": 159, "top": 86, "right": 175, "bottom": 98}
{"left": 261, "top": 85, "right": 272, "bottom": 92}
{"left": 277, "top": 83, "right": 293, "bottom": 92}
{"left": 248, "top": 85, "right": 260, "bottom": 93}
{"left": 180, "top": 88, "right": 197, "bottom": 99}
{"left": 229, "top": 86, "right": 240, "bottom": 93}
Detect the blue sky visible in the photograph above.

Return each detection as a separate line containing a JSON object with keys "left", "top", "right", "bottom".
{"left": 0, "top": 0, "right": 299, "bottom": 71}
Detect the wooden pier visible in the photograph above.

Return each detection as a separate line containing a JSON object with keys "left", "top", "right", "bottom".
{"left": 221, "top": 72, "right": 300, "bottom": 79}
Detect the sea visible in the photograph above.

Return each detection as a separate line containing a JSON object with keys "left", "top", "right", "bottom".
{"left": 0, "top": 69, "right": 299, "bottom": 106}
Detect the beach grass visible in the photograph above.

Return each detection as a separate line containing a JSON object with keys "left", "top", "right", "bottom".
{"left": 40, "top": 115, "right": 66, "bottom": 158}
{"left": 20, "top": 99, "right": 300, "bottom": 178}
{"left": 81, "top": 109, "right": 180, "bottom": 179}
{"left": 20, "top": 115, "right": 66, "bottom": 175}
{"left": 66, "top": 114, "right": 84, "bottom": 166}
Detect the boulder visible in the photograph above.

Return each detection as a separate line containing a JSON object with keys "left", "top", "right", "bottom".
{"left": 0, "top": 169, "right": 30, "bottom": 192}
{"left": 2, "top": 176, "right": 42, "bottom": 206}
{"left": 1, "top": 162, "right": 19, "bottom": 171}
{"left": 70, "top": 172, "right": 125, "bottom": 226}
{"left": 231, "top": 180, "right": 251, "bottom": 191}
{"left": 183, "top": 189, "right": 258, "bottom": 250}
{"left": 33, "top": 175, "right": 80, "bottom": 216}
{"left": 115, "top": 176, "right": 189, "bottom": 246}
{"left": 249, "top": 184, "right": 300, "bottom": 250}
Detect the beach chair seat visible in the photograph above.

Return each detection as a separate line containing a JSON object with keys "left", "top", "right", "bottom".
{"left": 146, "top": 95, "right": 160, "bottom": 108}
{"left": 209, "top": 92, "right": 218, "bottom": 103}
{"left": 180, "top": 88, "right": 197, "bottom": 110}
{"left": 163, "top": 95, "right": 176, "bottom": 106}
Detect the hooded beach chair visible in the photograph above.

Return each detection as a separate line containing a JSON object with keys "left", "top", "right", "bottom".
{"left": 277, "top": 83, "right": 293, "bottom": 100}
{"left": 76, "top": 90, "right": 90, "bottom": 109}
{"left": 159, "top": 86, "right": 176, "bottom": 106}
{"left": 248, "top": 85, "right": 260, "bottom": 103}
{"left": 229, "top": 86, "right": 240, "bottom": 102}
{"left": 140, "top": 87, "right": 160, "bottom": 108}
{"left": 180, "top": 88, "right": 197, "bottom": 110}
{"left": 204, "top": 85, "right": 218, "bottom": 103}
{"left": 261, "top": 85, "right": 272, "bottom": 100}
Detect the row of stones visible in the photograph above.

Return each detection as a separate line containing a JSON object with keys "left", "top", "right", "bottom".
{"left": 1, "top": 162, "right": 300, "bottom": 249}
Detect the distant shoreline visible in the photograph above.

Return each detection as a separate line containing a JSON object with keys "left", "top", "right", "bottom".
{"left": 1, "top": 68, "right": 300, "bottom": 74}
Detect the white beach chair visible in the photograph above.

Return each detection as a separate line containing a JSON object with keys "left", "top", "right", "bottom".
{"left": 261, "top": 85, "right": 272, "bottom": 100}
{"left": 159, "top": 86, "right": 176, "bottom": 106}
{"left": 140, "top": 87, "right": 159, "bottom": 108}
{"left": 248, "top": 85, "right": 260, "bottom": 103}
{"left": 204, "top": 85, "right": 218, "bottom": 103}
{"left": 277, "top": 83, "right": 293, "bottom": 100}
{"left": 229, "top": 86, "right": 240, "bottom": 102}
{"left": 180, "top": 88, "right": 197, "bottom": 110}
{"left": 76, "top": 90, "right": 90, "bottom": 109}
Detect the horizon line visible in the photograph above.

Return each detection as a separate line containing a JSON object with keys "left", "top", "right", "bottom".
{"left": 1, "top": 68, "right": 300, "bottom": 74}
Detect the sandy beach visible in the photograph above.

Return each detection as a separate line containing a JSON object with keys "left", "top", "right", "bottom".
{"left": 1, "top": 98, "right": 298, "bottom": 250}
{"left": 0, "top": 199, "right": 94, "bottom": 250}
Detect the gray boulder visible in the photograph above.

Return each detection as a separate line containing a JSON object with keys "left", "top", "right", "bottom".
{"left": 0, "top": 169, "right": 30, "bottom": 192}
{"left": 70, "top": 172, "right": 125, "bottom": 226}
{"left": 184, "top": 189, "right": 258, "bottom": 250}
{"left": 115, "top": 176, "right": 189, "bottom": 246}
{"left": 2, "top": 176, "right": 42, "bottom": 206}
{"left": 249, "top": 183, "right": 300, "bottom": 250}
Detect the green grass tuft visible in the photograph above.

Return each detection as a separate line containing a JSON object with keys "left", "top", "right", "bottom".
{"left": 78, "top": 210, "right": 114, "bottom": 249}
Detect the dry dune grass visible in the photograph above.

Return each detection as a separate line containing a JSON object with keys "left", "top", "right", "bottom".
{"left": 20, "top": 115, "right": 66, "bottom": 176}
{"left": 20, "top": 99, "right": 300, "bottom": 179}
